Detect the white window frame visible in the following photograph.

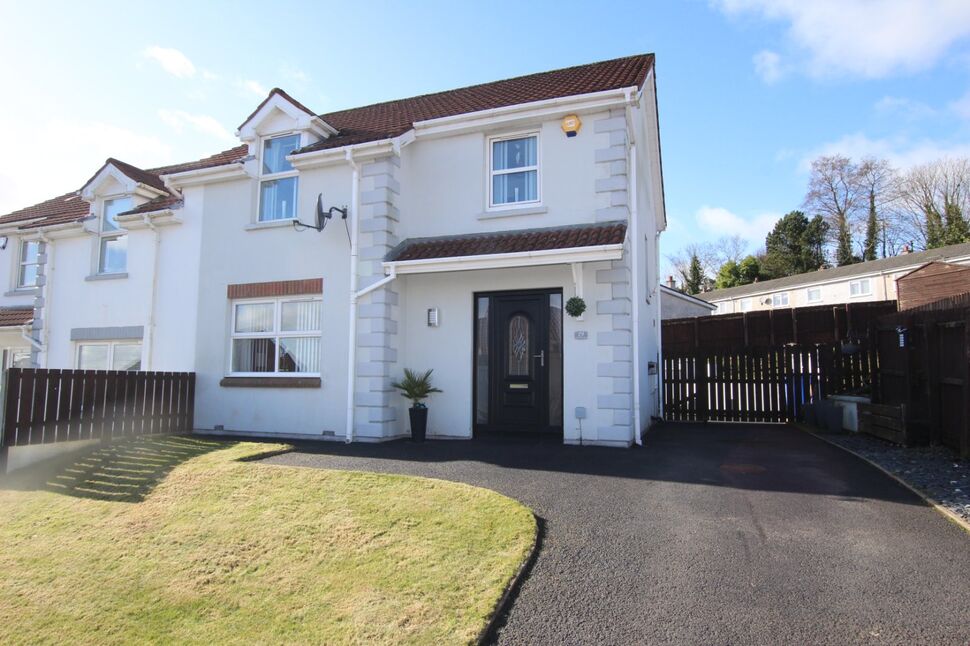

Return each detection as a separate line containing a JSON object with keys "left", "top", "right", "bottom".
{"left": 487, "top": 131, "right": 541, "bottom": 210}
{"left": 75, "top": 341, "right": 143, "bottom": 371}
{"left": 771, "top": 292, "right": 789, "bottom": 307}
{"left": 849, "top": 278, "right": 872, "bottom": 298}
{"left": 228, "top": 296, "right": 322, "bottom": 377}
{"left": 739, "top": 298, "right": 752, "bottom": 312}
{"left": 257, "top": 133, "right": 301, "bottom": 222}
{"left": 17, "top": 239, "right": 41, "bottom": 289}
{"left": 98, "top": 196, "right": 130, "bottom": 275}
{"left": 806, "top": 287, "right": 822, "bottom": 303}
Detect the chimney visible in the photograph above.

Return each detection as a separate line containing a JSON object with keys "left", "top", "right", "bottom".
{"left": 666, "top": 275, "right": 676, "bottom": 289}
{"left": 901, "top": 243, "right": 911, "bottom": 255}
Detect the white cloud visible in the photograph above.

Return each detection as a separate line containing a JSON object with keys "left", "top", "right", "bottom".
{"left": 716, "top": 0, "right": 970, "bottom": 79}
{"left": 0, "top": 119, "right": 172, "bottom": 214}
{"left": 238, "top": 79, "right": 268, "bottom": 97}
{"left": 158, "top": 109, "right": 234, "bottom": 142}
{"left": 142, "top": 46, "right": 197, "bottom": 79}
{"left": 799, "top": 132, "right": 970, "bottom": 172}
{"left": 695, "top": 205, "right": 780, "bottom": 241}
{"left": 753, "top": 49, "right": 784, "bottom": 83}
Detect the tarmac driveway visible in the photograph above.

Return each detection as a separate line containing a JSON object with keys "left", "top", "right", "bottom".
{"left": 265, "top": 423, "right": 970, "bottom": 645}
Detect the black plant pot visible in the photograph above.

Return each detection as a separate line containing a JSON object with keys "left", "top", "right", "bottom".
{"left": 409, "top": 406, "right": 428, "bottom": 442}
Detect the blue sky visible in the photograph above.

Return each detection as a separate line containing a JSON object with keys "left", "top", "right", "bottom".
{"left": 2, "top": 0, "right": 970, "bottom": 276}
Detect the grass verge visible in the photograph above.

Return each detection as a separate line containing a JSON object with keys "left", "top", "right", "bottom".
{"left": 0, "top": 435, "right": 536, "bottom": 645}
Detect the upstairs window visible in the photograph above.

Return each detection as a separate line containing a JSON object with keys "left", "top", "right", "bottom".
{"left": 739, "top": 298, "right": 752, "bottom": 312}
{"left": 489, "top": 134, "right": 539, "bottom": 208}
{"left": 771, "top": 292, "right": 789, "bottom": 307}
{"left": 99, "top": 197, "right": 131, "bottom": 274}
{"left": 806, "top": 287, "right": 822, "bottom": 303}
{"left": 18, "top": 240, "right": 40, "bottom": 288}
{"left": 259, "top": 134, "right": 300, "bottom": 221}
{"left": 849, "top": 278, "right": 871, "bottom": 297}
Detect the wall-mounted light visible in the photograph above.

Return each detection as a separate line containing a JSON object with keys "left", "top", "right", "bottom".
{"left": 427, "top": 308, "right": 439, "bottom": 327}
{"left": 0, "top": 236, "right": 7, "bottom": 250}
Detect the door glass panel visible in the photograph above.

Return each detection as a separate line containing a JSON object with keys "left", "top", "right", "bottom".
{"left": 548, "top": 294, "right": 563, "bottom": 426}
{"left": 507, "top": 314, "right": 531, "bottom": 377}
{"left": 475, "top": 297, "right": 489, "bottom": 424}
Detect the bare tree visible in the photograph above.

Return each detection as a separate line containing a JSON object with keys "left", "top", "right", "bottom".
{"left": 804, "top": 155, "right": 863, "bottom": 265}
{"left": 855, "top": 158, "right": 897, "bottom": 259}
{"left": 666, "top": 235, "right": 752, "bottom": 288}
{"left": 894, "top": 158, "right": 970, "bottom": 249}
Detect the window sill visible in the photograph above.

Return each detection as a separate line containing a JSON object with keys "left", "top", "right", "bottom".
{"left": 4, "top": 288, "right": 38, "bottom": 297}
{"left": 220, "top": 376, "right": 321, "bottom": 388}
{"left": 477, "top": 205, "right": 548, "bottom": 221}
{"left": 244, "top": 219, "right": 297, "bottom": 231}
{"left": 85, "top": 272, "right": 128, "bottom": 282}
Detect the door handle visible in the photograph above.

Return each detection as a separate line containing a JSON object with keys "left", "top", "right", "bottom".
{"left": 533, "top": 350, "right": 545, "bottom": 367}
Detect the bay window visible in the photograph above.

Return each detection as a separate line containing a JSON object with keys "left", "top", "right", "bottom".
{"left": 489, "top": 133, "right": 539, "bottom": 208}
{"left": 18, "top": 240, "right": 40, "bottom": 288}
{"left": 230, "top": 297, "right": 321, "bottom": 375}
{"left": 258, "top": 134, "right": 300, "bottom": 221}
{"left": 99, "top": 197, "right": 131, "bottom": 274}
{"left": 76, "top": 341, "right": 142, "bottom": 371}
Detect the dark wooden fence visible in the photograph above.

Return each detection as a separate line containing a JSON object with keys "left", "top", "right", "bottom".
{"left": 871, "top": 294, "right": 970, "bottom": 457}
{"left": 663, "top": 300, "right": 896, "bottom": 355}
{"left": 661, "top": 302, "right": 889, "bottom": 424}
{"left": 663, "top": 343, "right": 873, "bottom": 423}
{"left": 0, "top": 368, "right": 196, "bottom": 472}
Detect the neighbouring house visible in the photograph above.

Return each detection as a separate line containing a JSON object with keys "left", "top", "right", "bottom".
{"left": 0, "top": 54, "right": 666, "bottom": 447}
{"left": 660, "top": 284, "right": 715, "bottom": 319}
{"left": 700, "top": 242, "right": 970, "bottom": 315}
{"left": 896, "top": 261, "right": 970, "bottom": 310}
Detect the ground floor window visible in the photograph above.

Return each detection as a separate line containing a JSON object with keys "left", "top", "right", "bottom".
{"left": 76, "top": 341, "right": 142, "bottom": 371}
{"left": 230, "top": 297, "right": 322, "bottom": 376}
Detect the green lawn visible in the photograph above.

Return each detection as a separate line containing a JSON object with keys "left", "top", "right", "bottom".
{"left": 0, "top": 436, "right": 535, "bottom": 645}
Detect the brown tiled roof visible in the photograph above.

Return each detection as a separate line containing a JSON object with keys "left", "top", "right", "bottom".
{"left": 0, "top": 307, "right": 33, "bottom": 328}
{"left": 0, "top": 145, "right": 248, "bottom": 231}
{"left": 301, "top": 54, "right": 654, "bottom": 153}
{"left": 118, "top": 194, "right": 183, "bottom": 216}
{"left": 386, "top": 221, "right": 627, "bottom": 262}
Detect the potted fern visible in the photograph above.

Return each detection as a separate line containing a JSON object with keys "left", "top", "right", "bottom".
{"left": 391, "top": 368, "right": 442, "bottom": 442}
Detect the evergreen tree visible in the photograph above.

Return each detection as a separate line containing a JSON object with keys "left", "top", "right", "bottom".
{"left": 685, "top": 254, "right": 705, "bottom": 295}
{"left": 835, "top": 216, "right": 855, "bottom": 266}
{"left": 942, "top": 202, "right": 970, "bottom": 246}
{"left": 924, "top": 204, "right": 945, "bottom": 249}
{"left": 862, "top": 190, "right": 878, "bottom": 261}
{"left": 714, "top": 260, "right": 740, "bottom": 289}
{"left": 738, "top": 255, "right": 762, "bottom": 284}
{"left": 762, "top": 211, "right": 830, "bottom": 279}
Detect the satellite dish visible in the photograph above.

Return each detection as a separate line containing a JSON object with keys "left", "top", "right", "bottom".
{"left": 316, "top": 194, "right": 329, "bottom": 231}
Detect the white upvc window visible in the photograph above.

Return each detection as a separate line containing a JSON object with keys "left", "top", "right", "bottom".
{"left": 258, "top": 134, "right": 301, "bottom": 222}
{"left": 76, "top": 341, "right": 142, "bottom": 371}
{"left": 18, "top": 240, "right": 40, "bottom": 288}
{"left": 739, "top": 298, "right": 752, "bottom": 312}
{"left": 771, "top": 292, "right": 789, "bottom": 307}
{"left": 806, "top": 287, "right": 822, "bottom": 303}
{"left": 229, "top": 297, "right": 322, "bottom": 376}
{"left": 849, "top": 278, "right": 871, "bottom": 297}
{"left": 99, "top": 197, "right": 131, "bottom": 274}
{"left": 488, "top": 133, "right": 540, "bottom": 208}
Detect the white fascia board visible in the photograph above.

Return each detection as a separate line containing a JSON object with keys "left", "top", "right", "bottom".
{"left": 19, "top": 221, "right": 86, "bottom": 240}
{"left": 115, "top": 210, "right": 181, "bottom": 229}
{"left": 289, "top": 139, "right": 396, "bottom": 170}
{"left": 660, "top": 285, "right": 716, "bottom": 309}
{"left": 163, "top": 163, "right": 249, "bottom": 189}
{"left": 411, "top": 87, "right": 638, "bottom": 140}
{"left": 384, "top": 244, "right": 624, "bottom": 275}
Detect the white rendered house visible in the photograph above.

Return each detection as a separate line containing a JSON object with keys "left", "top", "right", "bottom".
{"left": 0, "top": 54, "right": 667, "bottom": 447}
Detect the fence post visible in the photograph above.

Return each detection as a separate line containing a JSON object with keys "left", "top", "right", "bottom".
{"left": 698, "top": 351, "right": 710, "bottom": 423}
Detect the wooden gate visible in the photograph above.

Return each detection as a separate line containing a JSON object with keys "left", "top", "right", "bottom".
{"left": 663, "top": 343, "right": 870, "bottom": 423}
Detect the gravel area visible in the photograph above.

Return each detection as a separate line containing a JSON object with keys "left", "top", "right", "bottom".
{"left": 263, "top": 423, "right": 970, "bottom": 645}
{"left": 821, "top": 431, "right": 970, "bottom": 524}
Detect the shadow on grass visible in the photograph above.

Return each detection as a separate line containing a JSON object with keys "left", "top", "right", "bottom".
{"left": 1, "top": 435, "right": 230, "bottom": 503}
